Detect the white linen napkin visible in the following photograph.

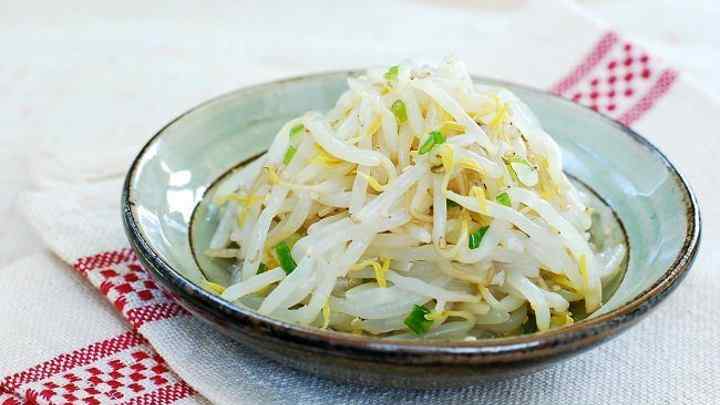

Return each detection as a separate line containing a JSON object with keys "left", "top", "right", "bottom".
{"left": 3, "top": 1, "right": 719, "bottom": 404}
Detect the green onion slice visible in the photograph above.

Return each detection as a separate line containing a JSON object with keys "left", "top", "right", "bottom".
{"left": 496, "top": 192, "right": 512, "bottom": 207}
{"left": 468, "top": 226, "right": 490, "bottom": 250}
{"left": 404, "top": 305, "right": 433, "bottom": 335}
{"left": 418, "top": 131, "right": 446, "bottom": 155}
{"left": 289, "top": 124, "right": 305, "bottom": 140}
{"left": 283, "top": 145, "right": 297, "bottom": 165}
{"left": 418, "top": 136, "right": 435, "bottom": 155}
{"left": 390, "top": 100, "right": 408, "bottom": 123}
{"left": 274, "top": 241, "right": 297, "bottom": 274}
{"left": 384, "top": 65, "right": 400, "bottom": 82}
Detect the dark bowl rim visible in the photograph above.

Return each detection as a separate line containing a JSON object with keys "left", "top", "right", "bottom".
{"left": 121, "top": 70, "right": 701, "bottom": 362}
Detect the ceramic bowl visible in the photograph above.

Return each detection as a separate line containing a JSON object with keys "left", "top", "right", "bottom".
{"left": 121, "top": 71, "right": 700, "bottom": 388}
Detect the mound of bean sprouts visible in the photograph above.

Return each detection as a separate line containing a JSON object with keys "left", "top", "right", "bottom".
{"left": 203, "top": 59, "right": 626, "bottom": 340}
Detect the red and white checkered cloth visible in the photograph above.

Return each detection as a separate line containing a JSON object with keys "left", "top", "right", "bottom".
{"left": 3, "top": 1, "right": 719, "bottom": 404}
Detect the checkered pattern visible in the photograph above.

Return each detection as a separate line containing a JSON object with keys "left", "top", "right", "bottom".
{"left": 74, "top": 250, "right": 190, "bottom": 331}
{"left": 22, "top": 346, "right": 173, "bottom": 404}
{"left": 1, "top": 251, "right": 195, "bottom": 404}
{"left": 569, "top": 41, "right": 655, "bottom": 113}
{"left": 552, "top": 32, "right": 678, "bottom": 125}
{"left": 1, "top": 330, "right": 194, "bottom": 405}
{"left": 0, "top": 393, "right": 22, "bottom": 405}
{"left": 75, "top": 249, "right": 137, "bottom": 275}
{"left": 81, "top": 252, "right": 177, "bottom": 318}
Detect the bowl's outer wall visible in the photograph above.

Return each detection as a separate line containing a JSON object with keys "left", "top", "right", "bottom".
{"left": 123, "top": 71, "right": 700, "bottom": 388}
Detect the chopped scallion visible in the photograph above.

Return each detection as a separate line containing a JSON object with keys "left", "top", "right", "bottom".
{"left": 390, "top": 100, "right": 407, "bottom": 123}
{"left": 418, "top": 137, "right": 435, "bottom": 155}
{"left": 496, "top": 192, "right": 512, "bottom": 207}
{"left": 384, "top": 65, "right": 400, "bottom": 82}
{"left": 403, "top": 305, "right": 433, "bottom": 335}
{"left": 468, "top": 226, "right": 489, "bottom": 249}
{"left": 289, "top": 124, "right": 305, "bottom": 140}
{"left": 446, "top": 199, "right": 460, "bottom": 208}
{"left": 283, "top": 145, "right": 297, "bottom": 165}
{"left": 418, "top": 131, "right": 446, "bottom": 155}
{"left": 257, "top": 263, "right": 268, "bottom": 274}
{"left": 274, "top": 241, "right": 297, "bottom": 274}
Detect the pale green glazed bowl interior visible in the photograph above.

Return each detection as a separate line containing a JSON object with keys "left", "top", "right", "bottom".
{"left": 127, "top": 71, "right": 697, "bottom": 333}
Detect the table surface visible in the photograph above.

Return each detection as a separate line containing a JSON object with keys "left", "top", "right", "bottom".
{"left": 1, "top": 0, "right": 718, "bottom": 269}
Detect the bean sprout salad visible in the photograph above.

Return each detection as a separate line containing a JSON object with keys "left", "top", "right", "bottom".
{"left": 201, "top": 59, "right": 627, "bottom": 340}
